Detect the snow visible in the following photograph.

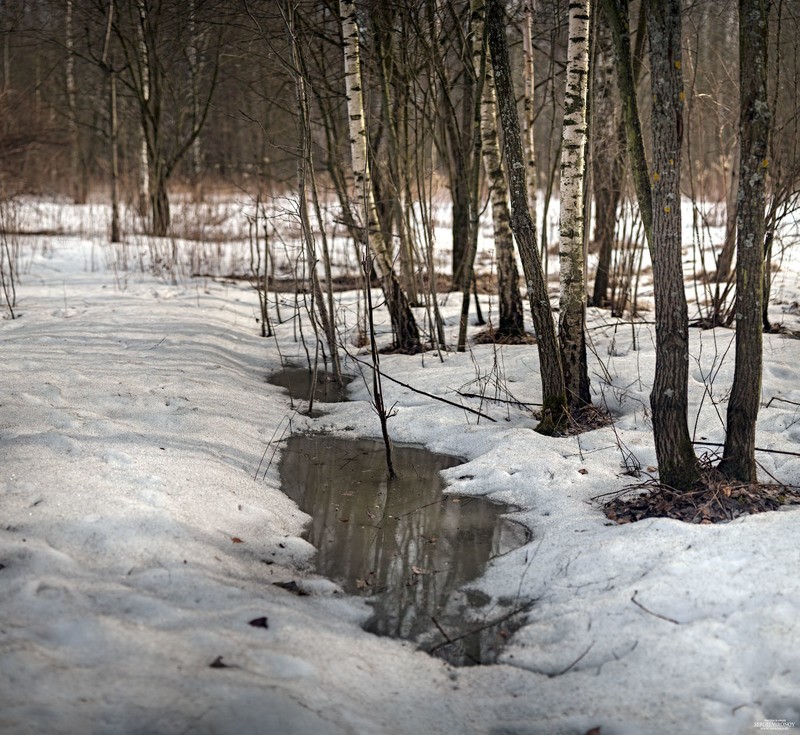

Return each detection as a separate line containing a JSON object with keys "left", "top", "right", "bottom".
{"left": 1, "top": 204, "right": 800, "bottom": 735}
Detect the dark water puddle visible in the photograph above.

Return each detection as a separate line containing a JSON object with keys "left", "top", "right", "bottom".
{"left": 279, "top": 434, "right": 531, "bottom": 665}
{"left": 268, "top": 365, "right": 354, "bottom": 405}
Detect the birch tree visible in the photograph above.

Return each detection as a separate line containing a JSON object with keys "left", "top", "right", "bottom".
{"left": 487, "top": 0, "right": 567, "bottom": 431}
{"left": 558, "top": 0, "right": 591, "bottom": 410}
{"left": 481, "top": 41, "right": 525, "bottom": 339}
{"left": 340, "top": 0, "right": 421, "bottom": 354}
{"left": 719, "top": 0, "right": 770, "bottom": 483}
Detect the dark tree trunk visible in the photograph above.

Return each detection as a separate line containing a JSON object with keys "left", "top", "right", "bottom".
{"left": 589, "top": 20, "right": 624, "bottom": 308}
{"left": 719, "top": 0, "right": 770, "bottom": 483}
{"left": 600, "top": 0, "right": 652, "bottom": 244}
{"left": 150, "top": 165, "right": 171, "bottom": 237}
{"left": 644, "top": 0, "right": 700, "bottom": 490}
{"left": 487, "top": 0, "right": 566, "bottom": 432}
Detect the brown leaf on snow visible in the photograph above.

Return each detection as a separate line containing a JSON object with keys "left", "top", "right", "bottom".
{"left": 273, "top": 580, "right": 309, "bottom": 596}
{"left": 231, "top": 537, "right": 244, "bottom": 544}
{"left": 578, "top": 468, "right": 589, "bottom": 475}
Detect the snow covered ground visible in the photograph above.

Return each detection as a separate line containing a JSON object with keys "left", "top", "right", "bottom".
{"left": 1, "top": 206, "right": 800, "bottom": 735}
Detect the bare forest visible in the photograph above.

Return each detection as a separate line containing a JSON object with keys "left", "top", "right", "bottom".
{"left": 3, "top": 2, "right": 800, "bottom": 732}
{"left": 5, "top": 0, "right": 798, "bottom": 487}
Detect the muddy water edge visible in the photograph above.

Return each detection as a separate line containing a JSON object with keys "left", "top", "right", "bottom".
{"left": 278, "top": 434, "right": 531, "bottom": 665}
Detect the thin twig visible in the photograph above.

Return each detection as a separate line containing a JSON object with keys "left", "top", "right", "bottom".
{"left": 430, "top": 617, "right": 480, "bottom": 665}
{"left": 427, "top": 601, "right": 534, "bottom": 656}
{"left": 766, "top": 396, "right": 800, "bottom": 409}
{"left": 631, "top": 590, "right": 681, "bottom": 625}
{"left": 552, "top": 641, "right": 595, "bottom": 676}
{"left": 456, "top": 390, "right": 541, "bottom": 408}
{"left": 692, "top": 440, "right": 800, "bottom": 459}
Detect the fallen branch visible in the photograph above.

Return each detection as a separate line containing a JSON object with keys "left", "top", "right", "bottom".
{"left": 691, "top": 440, "right": 800, "bottom": 459}
{"left": 766, "top": 396, "right": 800, "bottom": 409}
{"left": 347, "top": 353, "right": 496, "bottom": 422}
{"left": 430, "top": 617, "right": 480, "bottom": 665}
{"left": 427, "top": 601, "right": 534, "bottom": 656}
{"left": 456, "top": 390, "right": 541, "bottom": 408}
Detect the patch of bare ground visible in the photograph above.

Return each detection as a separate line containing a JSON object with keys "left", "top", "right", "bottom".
{"left": 471, "top": 328, "right": 537, "bottom": 345}
{"left": 552, "top": 404, "right": 613, "bottom": 437}
{"left": 599, "top": 465, "right": 800, "bottom": 524}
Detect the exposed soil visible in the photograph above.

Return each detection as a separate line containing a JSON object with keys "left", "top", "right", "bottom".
{"left": 551, "top": 404, "right": 613, "bottom": 437}
{"left": 472, "top": 328, "right": 537, "bottom": 345}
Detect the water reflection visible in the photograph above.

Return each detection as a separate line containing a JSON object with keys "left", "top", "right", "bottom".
{"left": 268, "top": 365, "right": 353, "bottom": 404}
{"left": 279, "top": 434, "right": 530, "bottom": 664}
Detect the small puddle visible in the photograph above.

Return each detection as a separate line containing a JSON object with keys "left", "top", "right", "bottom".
{"left": 268, "top": 365, "right": 354, "bottom": 404}
{"left": 279, "top": 434, "right": 531, "bottom": 665}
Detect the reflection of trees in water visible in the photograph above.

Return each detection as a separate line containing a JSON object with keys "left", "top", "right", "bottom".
{"left": 279, "top": 435, "right": 523, "bottom": 649}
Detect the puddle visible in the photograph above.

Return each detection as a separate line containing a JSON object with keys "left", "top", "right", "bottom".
{"left": 279, "top": 434, "right": 531, "bottom": 665}
{"left": 268, "top": 365, "right": 354, "bottom": 405}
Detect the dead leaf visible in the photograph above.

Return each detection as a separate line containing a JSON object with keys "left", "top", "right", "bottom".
{"left": 578, "top": 468, "right": 589, "bottom": 475}
{"left": 273, "top": 580, "right": 308, "bottom": 596}
{"left": 209, "top": 656, "right": 229, "bottom": 669}
{"left": 231, "top": 537, "right": 244, "bottom": 544}
{"left": 248, "top": 616, "right": 269, "bottom": 629}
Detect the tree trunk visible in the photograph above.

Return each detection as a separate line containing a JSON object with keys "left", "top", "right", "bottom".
{"left": 558, "top": 0, "right": 592, "bottom": 411}
{"left": 110, "top": 68, "right": 120, "bottom": 243}
{"left": 340, "top": 0, "right": 420, "bottom": 354}
{"left": 147, "top": 160, "right": 169, "bottom": 237}
{"left": 600, "top": 0, "right": 652, "bottom": 245}
{"left": 487, "top": 0, "right": 566, "bottom": 432}
{"left": 644, "top": 0, "right": 700, "bottom": 490}
{"left": 719, "top": 0, "right": 770, "bottom": 483}
{"left": 481, "top": 45, "right": 524, "bottom": 339}
{"left": 589, "top": 17, "right": 624, "bottom": 307}
{"left": 65, "top": 0, "right": 87, "bottom": 205}
{"left": 137, "top": 0, "right": 150, "bottom": 217}
{"left": 522, "top": 1, "right": 538, "bottom": 227}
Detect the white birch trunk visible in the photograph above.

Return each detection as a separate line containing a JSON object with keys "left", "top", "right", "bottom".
{"left": 558, "top": 0, "right": 591, "bottom": 409}
{"left": 340, "top": 0, "right": 419, "bottom": 351}
{"left": 340, "top": 0, "right": 390, "bottom": 276}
